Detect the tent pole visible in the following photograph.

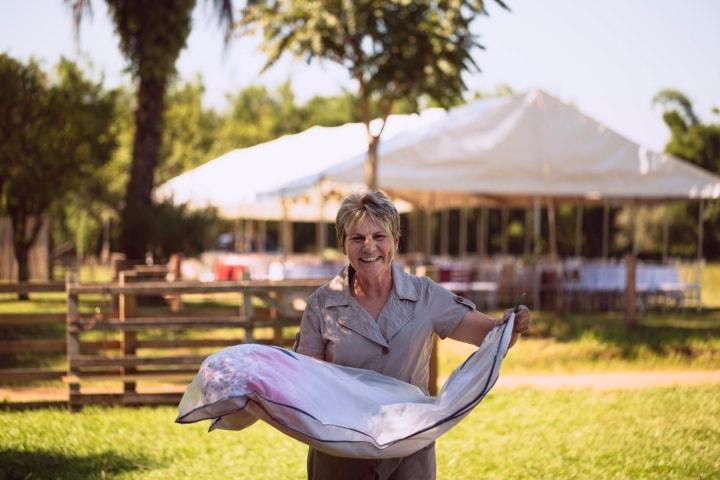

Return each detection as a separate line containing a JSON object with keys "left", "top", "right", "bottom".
{"left": 479, "top": 207, "right": 488, "bottom": 258}
{"left": 244, "top": 219, "right": 254, "bottom": 253}
{"left": 630, "top": 201, "right": 639, "bottom": 255}
{"left": 459, "top": 207, "right": 468, "bottom": 257}
{"left": 315, "top": 221, "right": 326, "bottom": 254}
{"left": 234, "top": 219, "right": 243, "bottom": 253}
{"left": 698, "top": 199, "right": 704, "bottom": 261}
{"left": 316, "top": 196, "right": 326, "bottom": 254}
{"left": 662, "top": 205, "right": 669, "bottom": 263}
{"left": 524, "top": 208, "right": 532, "bottom": 256}
{"left": 501, "top": 207, "right": 509, "bottom": 255}
{"left": 547, "top": 198, "right": 558, "bottom": 260}
{"left": 424, "top": 206, "right": 432, "bottom": 259}
{"left": 415, "top": 208, "right": 423, "bottom": 254}
{"left": 533, "top": 197, "right": 541, "bottom": 256}
{"left": 281, "top": 197, "right": 292, "bottom": 257}
{"left": 258, "top": 220, "right": 267, "bottom": 254}
{"left": 575, "top": 204, "right": 583, "bottom": 258}
{"left": 440, "top": 209, "right": 449, "bottom": 256}
{"left": 602, "top": 200, "right": 610, "bottom": 259}
{"left": 622, "top": 200, "right": 639, "bottom": 329}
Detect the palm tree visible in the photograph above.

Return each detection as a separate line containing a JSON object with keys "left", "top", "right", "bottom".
{"left": 67, "top": 0, "right": 235, "bottom": 260}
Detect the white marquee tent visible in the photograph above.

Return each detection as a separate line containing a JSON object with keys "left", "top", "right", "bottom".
{"left": 154, "top": 112, "right": 443, "bottom": 221}
{"left": 270, "top": 89, "right": 720, "bottom": 209}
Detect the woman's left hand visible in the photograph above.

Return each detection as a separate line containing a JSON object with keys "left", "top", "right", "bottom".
{"left": 507, "top": 305, "right": 531, "bottom": 348}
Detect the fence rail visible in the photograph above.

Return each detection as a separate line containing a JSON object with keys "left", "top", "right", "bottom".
{"left": 64, "top": 274, "right": 326, "bottom": 410}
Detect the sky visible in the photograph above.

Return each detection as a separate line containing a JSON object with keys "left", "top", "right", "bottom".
{"left": 1, "top": 0, "right": 719, "bottom": 151}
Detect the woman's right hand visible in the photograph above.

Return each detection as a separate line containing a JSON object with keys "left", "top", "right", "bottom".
{"left": 507, "top": 305, "right": 531, "bottom": 348}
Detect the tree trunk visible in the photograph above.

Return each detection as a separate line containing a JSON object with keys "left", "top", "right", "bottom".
{"left": 120, "top": 74, "right": 167, "bottom": 261}
{"left": 365, "top": 134, "right": 380, "bottom": 190}
{"left": 15, "top": 242, "right": 30, "bottom": 301}
{"left": 9, "top": 210, "right": 42, "bottom": 301}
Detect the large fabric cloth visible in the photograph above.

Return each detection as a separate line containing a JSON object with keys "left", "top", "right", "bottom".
{"left": 296, "top": 263, "right": 474, "bottom": 392}
{"left": 175, "top": 313, "right": 514, "bottom": 459}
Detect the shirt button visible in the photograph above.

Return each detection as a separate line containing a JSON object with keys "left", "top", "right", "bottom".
{"left": 382, "top": 346, "right": 389, "bottom": 355}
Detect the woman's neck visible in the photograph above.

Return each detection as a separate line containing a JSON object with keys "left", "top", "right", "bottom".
{"left": 350, "top": 267, "right": 393, "bottom": 300}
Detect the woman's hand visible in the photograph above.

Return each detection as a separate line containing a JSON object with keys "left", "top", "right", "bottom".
{"left": 507, "top": 305, "right": 531, "bottom": 348}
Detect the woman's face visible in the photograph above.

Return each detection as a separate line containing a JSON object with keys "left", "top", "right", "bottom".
{"left": 345, "top": 216, "right": 395, "bottom": 281}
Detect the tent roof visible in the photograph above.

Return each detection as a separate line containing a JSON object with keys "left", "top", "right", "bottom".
{"left": 271, "top": 90, "right": 720, "bottom": 209}
{"left": 154, "top": 112, "right": 440, "bottom": 220}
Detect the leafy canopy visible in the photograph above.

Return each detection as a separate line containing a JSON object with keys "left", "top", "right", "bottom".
{"left": 241, "top": 0, "right": 506, "bottom": 109}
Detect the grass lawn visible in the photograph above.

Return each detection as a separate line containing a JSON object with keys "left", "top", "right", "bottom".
{"left": 1, "top": 386, "right": 718, "bottom": 479}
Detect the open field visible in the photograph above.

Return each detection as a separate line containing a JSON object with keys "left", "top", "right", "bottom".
{"left": 1, "top": 386, "right": 718, "bottom": 479}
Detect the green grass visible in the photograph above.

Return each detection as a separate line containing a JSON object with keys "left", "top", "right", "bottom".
{"left": 438, "top": 309, "right": 720, "bottom": 380}
{"left": 1, "top": 386, "right": 718, "bottom": 479}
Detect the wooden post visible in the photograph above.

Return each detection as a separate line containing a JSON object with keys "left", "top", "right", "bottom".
{"left": 440, "top": 210, "right": 449, "bottom": 256}
{"left": 242, "top": 287, "right": 255, "bottom": 343}
{"left": 119, "top": 272, "right": 137, "bottom": 396}
{"left": 168, "top": 253, "right": 183, "bottom": 313}
{"left": 269, "top": 290, "right": 282, "bottom": 344}
{"left": 501, "top": 207, "right": 509, "bottom": 255}
{"left": 109, "top": 253, "right": 126, "bottom": 316}
{"left": 459, "top": 208, "right": 468, "bottom": 257}
{"left": 66, "top": 272, "right": 81, "bottom": 411}
{"left": 625, "top": 253, "right": 637, "bottom": 329}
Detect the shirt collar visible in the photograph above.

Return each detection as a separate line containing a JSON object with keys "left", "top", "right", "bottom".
{"left": 323, "top": 262, "right": 419, "bottom": 308}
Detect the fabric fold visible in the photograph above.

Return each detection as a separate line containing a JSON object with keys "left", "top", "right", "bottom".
{"left": 176, "top": 314, "right": 515, "bottom": 459}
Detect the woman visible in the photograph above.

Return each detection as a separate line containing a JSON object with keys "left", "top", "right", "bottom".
{"left": 295, "top": 191, "right": 531, "bottom": 480}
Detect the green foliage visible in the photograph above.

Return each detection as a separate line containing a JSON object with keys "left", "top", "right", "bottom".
{"left": 239, "top": 0, "right": 509, "bottom": 187}
{"left": 652, "top": 89, "right": 720, "bottom": 258}
{"left": 157, "top": 77, "right": 222, "bottom": 185}
{"left": 0, "top": 54, "right": 118, "bottom": 282}
{"left": 1, "top": 386, "right": 719, "bottom": 478}
{"left": 140, "top": 200, "right": 228, "bottom": 261}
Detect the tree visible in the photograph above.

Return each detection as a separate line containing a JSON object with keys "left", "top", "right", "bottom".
{"left": 240, "top": 0, "right": 508, "bottom": 189}
{"left": 0, "top": 54, "right": 117, "bottom": 296}
{"left": 67, "top": 0, "right": 235, "bottom": 260}
{"left": 653, "top": 89, "right": 720, "bottom": 258}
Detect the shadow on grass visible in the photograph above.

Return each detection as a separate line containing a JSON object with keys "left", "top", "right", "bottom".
{"left": 531, "top": 308, "right": 720, "bottom": 362}
{"left": 0, "top": 448, "right": 152, "bottom": 480}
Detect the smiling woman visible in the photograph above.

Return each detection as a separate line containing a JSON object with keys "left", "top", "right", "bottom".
{"left": 293, "top": 190, "right": 531, "bottom": 480}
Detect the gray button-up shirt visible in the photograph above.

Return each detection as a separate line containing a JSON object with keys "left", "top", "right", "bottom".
{"left": 296, "top": 262, "right": 475, "bottom": 393}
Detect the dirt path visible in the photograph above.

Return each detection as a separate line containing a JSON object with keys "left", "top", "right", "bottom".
{"left": 3, "top": 371, "right": 720, "bottom": 404}
{"left": 494, "top": 370, "right": 720, "bottom": 390}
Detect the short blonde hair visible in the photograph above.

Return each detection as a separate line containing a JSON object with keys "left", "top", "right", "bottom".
{"left": 335, "top": 191, "right": 401, "bottom": 253}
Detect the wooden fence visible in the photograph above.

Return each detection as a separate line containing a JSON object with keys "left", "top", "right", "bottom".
{"left": 64, "top": 276, "right": 324, "bottom": 410}
{"left": 0, "top": 281, "right": 66, "bottom": 388}
{"left": 2, "top": 273, "right": 442, "bottom": 410}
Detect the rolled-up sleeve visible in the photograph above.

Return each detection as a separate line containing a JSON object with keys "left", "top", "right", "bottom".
{"left": 424, "top": 279, "right": 477, "bottom": 339}
{"left": 295, "top": 294, "right": 326, "bottom": 359}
